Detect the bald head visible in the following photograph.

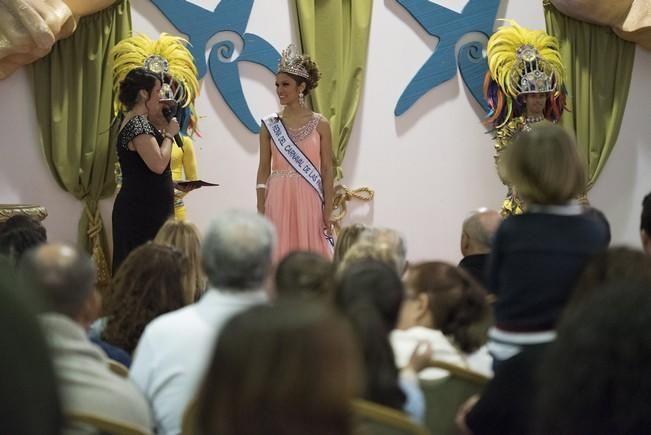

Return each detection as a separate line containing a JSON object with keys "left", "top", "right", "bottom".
{"left": 461, "top": 210, "right": 502, "bottom": 256}
{"left": 21, "top": 243, "right": 96, "bottom": 319}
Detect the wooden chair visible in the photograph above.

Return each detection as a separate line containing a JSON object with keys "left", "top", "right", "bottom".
{"left": 65, "top": 411, "right": 151, "bottom": 435}
{"left": 420, "top": 360, "right": 489, "bottom": 435}
{"left": 107, "top": 360, "right": 129, "bottom": 378}
{"left": 353, "top": 399, "right": 430, "bottom": 435}
{"left": 181, "top": 399, "right": 198, "bottom": 435}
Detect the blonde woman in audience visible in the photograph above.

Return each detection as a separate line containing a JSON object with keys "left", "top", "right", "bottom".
{"left": 155, "top": 218, "right": 206, "bottom": 303}
{"left": 392, "top": 262, "right": 493, "bottom": 379}
{"left": 359, "top": 227, "right": 408, "bottom": 273}
{"left": 196, "top": 302, "right": 361, "bottom": 435}
{"left": 101, "top": 242, "right": 189, "bottom": 354}
{"left": 333, "top": 223, "right": 367, "bottom": 266}
{"left": 487, "top": 122, "right": 608, "bottom": 366}
{"left": 337, "top": 240, "right": 403, "bottom": 277}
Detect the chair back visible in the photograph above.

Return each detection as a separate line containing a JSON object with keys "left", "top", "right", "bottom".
{"left": 181, "top": 399, "right": 198, "bottom": 435}
{"left": 421, "top": 360, "right": 489, "bottom": 435}
{"left": 352, "top": 399, "right": 429, "bottom": 435}
{"left": 107, "top": 360, "right": 129, "bottom": 378}
{"left": 65, "top": 411, "right": 151, "bottom": 435}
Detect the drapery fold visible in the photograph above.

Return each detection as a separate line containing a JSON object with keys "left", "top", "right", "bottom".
{"left": 29, "top": 0, "right": 132, "bottom": 283}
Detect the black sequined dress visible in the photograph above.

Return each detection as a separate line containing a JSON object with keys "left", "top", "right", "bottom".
{"left": 112, "top": 115, "right": 173, "bottom": 272}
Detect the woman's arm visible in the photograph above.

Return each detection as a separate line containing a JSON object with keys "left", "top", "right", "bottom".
{"left": 132, "top": 117, "right": 179, "bottom": 175}
{"left": 256, "top": 125, "right": 272, "bottom": 214}
{"left": 317, "top": 116, "right": 335, "bottom": 226}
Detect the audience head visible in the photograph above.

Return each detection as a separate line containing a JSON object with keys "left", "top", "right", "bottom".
{"left": 336, "top": 260, "right": 406, "bottom": 410}
{"left": 398, "top": 262, "right": 490, "bottom": 353}
{"left": 358, "top": 227, "right": 407, "bottom": 273}
{"left": 274, "top": 251, "right": 335, "bottom": 301}
{"left": 0, "top": 262, "right": 62, "bottom": 435}
{"left": 641, "top": 192, "right": 651, "bottom": 254}
{"left": 155, "top": 218, "right": 206, "bottom": 303}
{"left": 0, "top": 215, "right": 47, "bottom": 263}
{"left": 501, "top": 122, "right": 586, "bottom": 205}
{"left": 333, "top": 223, "right": 367, "bottom": 266}
{"left": 202, "top": 210, "right": 275, "bottom": 291}
{"left": 536, "top": 280, "right": 651, "bottom": 435}
{"left": 20, "top": 243, "right": 98, "bottom": 327}
{"left": 197, "top": 302, "right": 361, "bottom": 435}
{"left": 569, "top": 247, "right": 651, "bottom": 308}
{"left": 103, "top": 242, "right": 187, "bottom": 353}
{"left": 460, "top": 209, "right": 502, "bottom": 256}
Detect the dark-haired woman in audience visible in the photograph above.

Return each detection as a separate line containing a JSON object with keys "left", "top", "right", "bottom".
{"left": 336, "top": 260, "right": 431, "bottom": 423}
{"left": 487, "top": 123, "right": 608, "bottom": 367}
{"left": 392, "top": 262, "right": 493, "bottom": 379}
{"left": 196, "top": 302, "right": 361, "bottom": 435}
{"left": 99, "top": 242, "right": 188, "bottom": 357}
{"left": 112, "top": 67, "right": 179, "bottom": 272}
{"left": 274, "top": 251, "right": 335, "bottom": 301}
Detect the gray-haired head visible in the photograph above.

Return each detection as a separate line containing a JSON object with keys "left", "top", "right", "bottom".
{"left": 202, "top": 210, "right": 276, "bottom": 291}
{"left": 20, "top": 243, "right": 96, "bottom": 318}
{"left": 461, "top": 209, "right": 502, "bottom": 255}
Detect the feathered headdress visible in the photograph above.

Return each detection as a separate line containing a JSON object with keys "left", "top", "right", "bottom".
{"left": 111, "top": 33, "right": 200, "bottom": 134}
{"left": 484, "top": 21, "right": 567, "bottom": 128}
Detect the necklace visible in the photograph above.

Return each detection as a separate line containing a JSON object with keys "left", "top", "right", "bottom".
{"left": 525, "top": 115, "right": 545, "bottom": 124}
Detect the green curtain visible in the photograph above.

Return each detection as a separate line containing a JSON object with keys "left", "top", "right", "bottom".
{"left": 29, "top": 0, "right": 132, "bottom": 282}
{"left": 295, "top": 0, "right": 373, "bottom": 181}
{"left": 544, "top": 1, "right": 635, "bottom": 191}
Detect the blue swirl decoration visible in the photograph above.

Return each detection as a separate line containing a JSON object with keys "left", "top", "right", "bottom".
{"left": 393, "top": 0, "right": 500, "bottom": 115}
{"left": 150, "top": 0, "right": 280, "bottom": 133}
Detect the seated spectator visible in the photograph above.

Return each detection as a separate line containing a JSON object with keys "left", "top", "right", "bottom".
{"left": 0, "top": 260, "right": 61, "bottom": 435}
{"left": 536, "top": 279, "right": 651, "bottom": 434}
{"left": 130, "top": 210, "right": 275, "bottom": 435}
{"left": 358, "top": 227, "right": 408, "bottom": 274}
{"left": 155, "top": 218, "right": 207, "bottom": 303}
{"left": 333, "top": 223, "right": 368, "bottom": 266}
{"left": 196, "top": 302, "right": 361, "bottom": 435}
{"left": 392, "top": 262, "right": 493, "bottom": 379}
{"left": 458, "top": 247, "right": 651, "bottom": 435}
{"left": 274, "top": 251, "right": 335, "bottom": 301}
{"left": 20, "top": 244, "right": 152, "bottom": 434}
{"left": 0, "top": 215, "right": 47, "bottom": 263}
{"left": 487, "top": 122, "right": 609, "bottom": 364}
{"left": 458, "top": 209, "right": 501, "bottom": 287}
{"left": 641, "top": 192, "right": 651, "bottom": 255}
{"left": 100, "top": 242, "right": 189, "bottom": 356}
{"left": 336, "top": 260, "right": 430, "bottom": 423}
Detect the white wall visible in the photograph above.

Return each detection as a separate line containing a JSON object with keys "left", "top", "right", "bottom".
{"left": 1, "top": 0, "right": 649, "bottom": 263}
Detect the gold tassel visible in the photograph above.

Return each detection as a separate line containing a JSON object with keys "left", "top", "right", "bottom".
{"left": 331, "top": 184, "right": 375, "bottom": 234}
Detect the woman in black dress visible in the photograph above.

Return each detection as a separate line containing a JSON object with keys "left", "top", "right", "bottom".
{"left": 112, "top": 67, "right": 180, "bottom": 272}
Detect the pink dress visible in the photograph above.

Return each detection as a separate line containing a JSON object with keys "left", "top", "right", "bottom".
{"left": 265, "top": 113, "right": 332, "bottom": 261}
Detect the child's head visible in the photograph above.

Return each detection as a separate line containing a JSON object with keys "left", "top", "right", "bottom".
{"left": 502, "top": 122, "right": 586, "bottom": 205}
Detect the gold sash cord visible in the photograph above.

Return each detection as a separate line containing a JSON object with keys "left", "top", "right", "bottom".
{"left": 331, "top": 184, "right": 375, "bottom": 234}
{"left": 84, "top": 204, "right": 110, "bottom": 288}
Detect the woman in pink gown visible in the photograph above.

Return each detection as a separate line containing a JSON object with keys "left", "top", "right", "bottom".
{"left": 256, "top": 45, "right": 334, "bottom": 262}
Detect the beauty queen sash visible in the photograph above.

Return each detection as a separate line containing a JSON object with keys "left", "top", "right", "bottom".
{"left": 263, "top": 113, "right": 334, "bottom": 248}
{"left": 263, "top": 113, "right": 323, "bottom": 203}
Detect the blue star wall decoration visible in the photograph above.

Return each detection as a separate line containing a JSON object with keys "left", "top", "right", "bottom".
{"left": 151, "top": 0, "right": 280, "bottom": 133}
{"left": 393, "top": 0, "right": 501, "bottom": 115}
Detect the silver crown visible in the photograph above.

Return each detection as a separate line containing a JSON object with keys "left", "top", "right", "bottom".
{"left": 512, "top": 45, "right": 556, "bottom": 95}
{"left": 277, "top": 43, "right": 310, "bottom": 79}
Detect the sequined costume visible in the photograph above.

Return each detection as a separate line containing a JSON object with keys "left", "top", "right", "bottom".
{"left": 484, "top": 21, "right": 567, "bottom": 216}
{"left": 171, "top": 136, "right": 198, "bottom": 221}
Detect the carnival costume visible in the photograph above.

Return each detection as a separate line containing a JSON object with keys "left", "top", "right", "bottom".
{"left": 263, "top": 45, "right": 332, "bottom": 261}
{"left": 112, "top": 33, "right": 201, "bottom": 221}
{"left": 111, "top": 34, "right": 200, "bottom": 270}
{"left": 484, "top": 21, "right": 567, "bottom": 215}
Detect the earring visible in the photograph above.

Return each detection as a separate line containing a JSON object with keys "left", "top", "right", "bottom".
{"left": 298, "top": 91, "right": 305, "bottom": 107}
